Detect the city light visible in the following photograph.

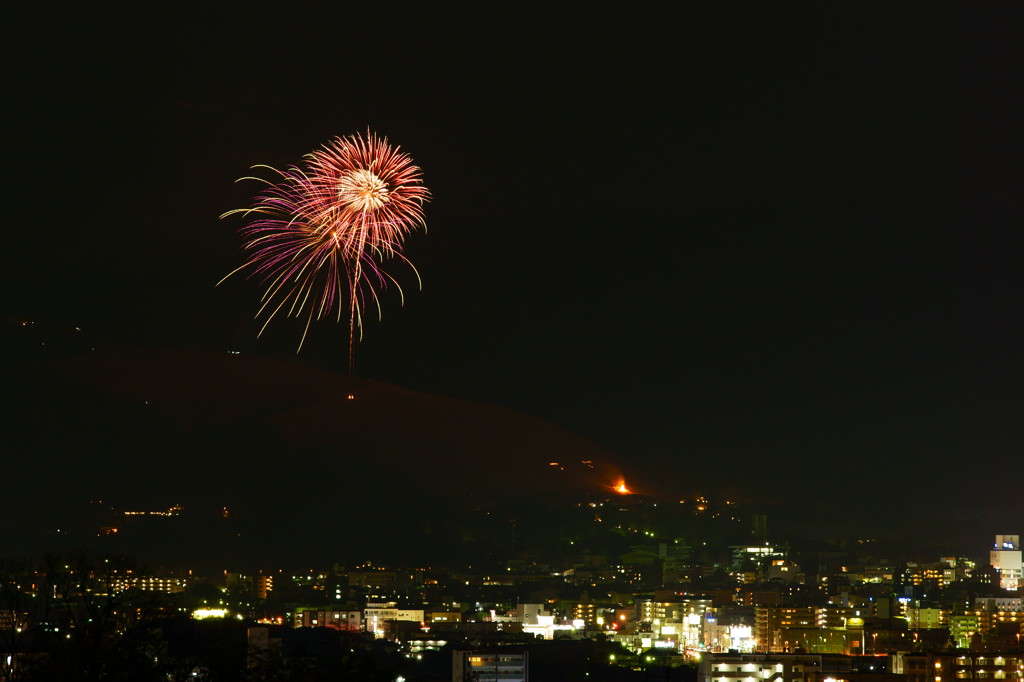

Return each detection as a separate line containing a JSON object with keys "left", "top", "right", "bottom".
{"left": 193, "top": 608, "right": 229, "bottom": 620}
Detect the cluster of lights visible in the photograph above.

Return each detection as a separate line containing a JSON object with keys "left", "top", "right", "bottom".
{"left": 123, "top": 504, "right": 183, "bottom": 517}
{"left": 193, "top": 608, "right": 229, "bottom": 620}
{"left": 111, "top": 576, "right": 189, "bottom": 593}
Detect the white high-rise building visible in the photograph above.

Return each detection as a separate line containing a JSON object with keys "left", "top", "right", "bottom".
{"left": 990, "top": 534, "right": 1022, "bottom": 591}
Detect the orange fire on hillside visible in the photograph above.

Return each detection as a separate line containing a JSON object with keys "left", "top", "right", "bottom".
{"left": 611, "top": 478, "right": 632, "bottom": 495}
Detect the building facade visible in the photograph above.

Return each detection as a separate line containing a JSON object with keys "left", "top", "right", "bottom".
{"left": 991, "top": 536, "right": 1022, "bottom": 592}
{"left": 453, "top": 649, "right": 528, "bottom": 681}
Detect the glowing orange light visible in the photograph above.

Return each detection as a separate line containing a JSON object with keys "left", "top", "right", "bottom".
{"left": 613, "top": 478, "right": 631, "bottom": 495}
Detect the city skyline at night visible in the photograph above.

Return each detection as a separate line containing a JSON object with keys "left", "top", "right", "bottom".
{"left": 1, "top": 7, "right": 1021, "bottom": 678}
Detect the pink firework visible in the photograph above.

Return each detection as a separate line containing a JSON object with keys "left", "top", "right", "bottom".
{"left": 220, "top": 131, "right": 429, "bottom": 370}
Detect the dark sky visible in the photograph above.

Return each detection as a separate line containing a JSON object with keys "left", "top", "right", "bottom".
{"left": 7, "top": 5, "right": 1022, "bottom": 502}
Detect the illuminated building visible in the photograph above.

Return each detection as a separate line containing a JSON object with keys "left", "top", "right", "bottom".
{"left": 428, "top": 611, "right": 461, "bottom": 623}
{"left": 731, "top": 545, "right": 787, "bottom": 573}
{"left": 904, "top": 563, "right": 950, "bottom": 588}
{"left": 110, "top": 576, "right": 190, "bottom": 593}
{"left": 702, "top": 608, "right": 758, "bottom": 653}
{"left": 640, "top": 597, "right": 714, "bottom": 624}
{"left": 363, "top": 605, "right": 423, "bottom": 638}
{"left": 906, "top": 607, "right": 946, "bottom": 630}
{"left": 516, "top": 604, "right": 549, "bottom": 624}
{"left": 754, "top": 607, "right": 816, "bottom": 651}
{"left": 868, "top": 596, "right": 910, "bottom": 621}
{"left": 893, "top": 652, "right": 941, "bottom": 682}
{"left": 901, "top": 653, "right": 1024, "bottom": 682}
{"left": 193, "top": 608, "right": 229, "bottom": 620}
{"left": 638, "top": 597, "right": 715, "bottom": 650}
{"left": 572, "top": 602, "right": 597, "bottom": 625}
{"left": 453, "top": 649, "right": 528, "bottom": 682}
{"left": 967, "top": 599, "right": 1024, "bottom": 645}
{"left": 948, "top": 614, "right": 980, "bottom": 648}
{"left": 766, "top": 560, "right": 802, "bottom": 583}
{"left": 255, "top": 573, "right": 273, "bottom": 600}
{"left": 406, "top": 636, "right": 448, "bottom": 654}
{"left": 934, "top": 556, "right": 977, "bottom": 585}
{"left": 294, "top": 609, "right": 361, "bottom": 631}
{"left": 991, "top": 536, "right": 1023, "bottom": 592}
{"left": 847, "top": 564, "right": 896, "bottom": 584}
{"left": 816, "top": 606, "right": 854, "bottom": 629}
{"left": 698, "top": 653, "right": 863, "bottom": 682}
{"left": 949, "top": 654, "right": 1024, "bottom": 682}
{"left": 0, "top": 610, "right": 25, "bottom": 631}
{"left": 975, "top": 598, "right": 1024, "bottom": 613}
{"left": 346, "top": 567, "right": 425, "bottom": 590}
{"left": 510, "top": 604, "right": 564, "bottom": 640}
{"left": 759, "top": 628, "right": 854, "bottom": 655}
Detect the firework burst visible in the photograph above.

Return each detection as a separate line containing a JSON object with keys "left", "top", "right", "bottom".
{"left": 220, "top": 131, "right": 429, "bottom": 371}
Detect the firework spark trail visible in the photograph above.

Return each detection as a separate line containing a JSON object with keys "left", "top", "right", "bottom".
{"left": 219, "top": 131, "right": 429, "bottom": 371}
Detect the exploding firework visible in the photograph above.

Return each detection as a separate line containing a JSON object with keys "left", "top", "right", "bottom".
{"left": 220, "top": 131, "right": 429, "bottom": 371}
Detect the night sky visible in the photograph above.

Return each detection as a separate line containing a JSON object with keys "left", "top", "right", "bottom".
{"left": 7, "top": 5, "right": 1022, "bottom": 509}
